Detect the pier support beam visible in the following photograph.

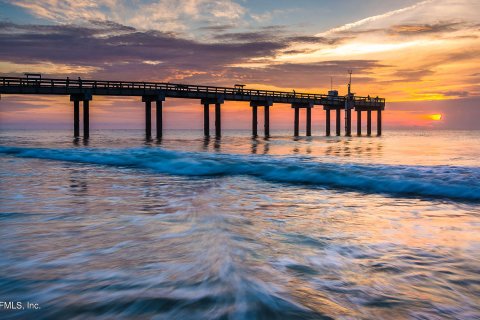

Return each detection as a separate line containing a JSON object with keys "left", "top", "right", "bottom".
{"left": 325, "top": 109, "right": 331, "bottom": 136}
{"left": 143, "top": 94, "right": 166, "bottom": 139}
{"left": 202, "top": 97, "right": 224, "bottom": 138}
{"left": 71, "top": 93, "right": 92, "bottom": 139}
{"left": 250, "top": 100, "right": 273, "bottom": 137}
{"left": 306, "top": 107, "right": 312, "bottom": 136}
{"left": 336, "top": 108, "right": 341, "bottom": 136}
{"left": 215, "top": 103, "right": 221, "bottom": 137}
{"left": 292, "top": 102, "right": 313, "bottom": 137}
{"left": 252, "top": 106, "right": 258, "bottom": 136}
{"left": 73, "top": 100, "right": 80, "bottom": 138}
{"left": 294, "top": 107, "right": 300, "bottom": 136}
{"left": 377, "top": 110, "right": 382, "bottom": 136}
{"left": 345, "top": 108, "right": 352, "bottom": 136}
{"left": 156, "top": 100, "right": 163, "bottom": 138}
{"left": 145, "top": 100, "right": 151, "bottom": 138}
{"left": 367, "top": 110, "right": 372, "bottom": 136}
{"left": 204, "top": 103, "right": 210, "bottom": 136}
{"left": 83, "top": 100, "right": 89, "bottom": 139}
{"left": 357, "top": 110, "right": 361, "bottom": 136}
{"left": 264, "top": 105, "right": 270, "bottom": 137}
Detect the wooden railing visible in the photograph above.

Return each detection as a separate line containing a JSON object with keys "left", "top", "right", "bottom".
{"left": 0, "top": 76, "right": 386, "bottom": 105}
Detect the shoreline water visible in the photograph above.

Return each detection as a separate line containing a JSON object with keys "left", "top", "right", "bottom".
{"left": 0, "top": 129, "right": 479, "bottom": 319}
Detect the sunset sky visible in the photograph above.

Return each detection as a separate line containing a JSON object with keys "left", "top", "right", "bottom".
{"left": 0, "top": 0, "right": 479, "bottom": 130}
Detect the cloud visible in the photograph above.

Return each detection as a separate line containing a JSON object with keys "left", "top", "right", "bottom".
{"left": 8, "top": 0, "right": 248, "bottom": 33}
{"left": 441, "top": 90, "right": 470, "bottom": 97}
{"left": 223, "top": 60, "right": 384, "bottom": 89}
{"left": 2, "top": 0, "right": 479, "bottom": 104}
{"left": 0, "top": 21, "right": 285, "bottom": 75}
{"left": 391, "top": 69, "right": 435, "bottom": 82}
{"left": 0, "top": 20, "right": 383, "bottom": 88}
{"left": 388, "top": 22, "right": 461, "bottom": 35}
{"left": 213, "top": 31, "right": 337, "bottom": 45}
{"left": 318, "top": 1, "right": 433, "bottom": 36}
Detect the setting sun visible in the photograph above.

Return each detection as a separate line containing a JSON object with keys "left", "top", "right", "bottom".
{"left": 430, "top": 114, "right": 443, "bottom": 121}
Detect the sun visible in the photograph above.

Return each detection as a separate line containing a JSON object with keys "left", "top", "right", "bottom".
{"left": 429, "top": 114, "right": 442, "bottom": 121}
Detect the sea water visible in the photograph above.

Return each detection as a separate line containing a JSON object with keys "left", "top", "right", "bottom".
{"left": 0, "top": 129, "right": 479, "bottom": 319}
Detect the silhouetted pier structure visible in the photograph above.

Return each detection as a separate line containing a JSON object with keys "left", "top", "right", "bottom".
{"left": 0, "top": 76, "right": 385, "bottom": 139}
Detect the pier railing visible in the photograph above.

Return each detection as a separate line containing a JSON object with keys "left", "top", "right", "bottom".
{"left": 0, "top": 76, "right": 385, "bottom": 106}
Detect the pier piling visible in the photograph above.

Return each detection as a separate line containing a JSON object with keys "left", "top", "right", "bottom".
{"left": 83, "top": 100, "right": 89, "bottom": 139}
{"left": 294, "top": 107, "right": 300, "bottom": 136}
{"left": 215, "top": 103, "right": 221, "bottom": 137}
{"left": 336, "top": 109, "right": 341, "bottom": 136}
{"left": 250, "top": 101, "right": 272, "bottom": 137}
{"left": 367, "top": 110, "right": 372, "bottom": 136}
{"left": 306, "top": 107, "right": 312, "bottom": 136}
{"left": 71, "top": 93, "right": 92, "bottom": 139}
{"left": 345, "top": 108, "right": 352, "bottom": 136}
{"left": 377, "top": 110, "right": 382, "bottom": 136}
{"left": 252, "top": 106, "right": 258, "bottom": 136}
{"left": 264, "top": 105, "right": 270, "bottom": 137}
{"left": 204, "top": 103, "right": 210, "bottom": 136}
{"left": 145, "top": 100, "right": 151, "bottom": 138}
{"left": 326, "top": 109, "right": 331, "bottom": 136}
{"left": 73, "top": 100, "right": 79, "bottom": 138}
{"left": 156, "top": 100, "right": 163, "bottom": 138}
{"left": 357, "top": 110, "right": 361, "bottom": 136}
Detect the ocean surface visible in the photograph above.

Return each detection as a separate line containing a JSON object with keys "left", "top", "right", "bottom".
{"left": 0, "top": 129, "right": 479, "bottom": 319}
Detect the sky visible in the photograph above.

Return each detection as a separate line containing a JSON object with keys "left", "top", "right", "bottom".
{"left": 0, "top": 0, "right": 479, "bottom": 130}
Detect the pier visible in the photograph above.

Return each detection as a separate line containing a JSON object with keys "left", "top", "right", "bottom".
{"left": 0, "top": 76, "right": 385, "bottom": 139}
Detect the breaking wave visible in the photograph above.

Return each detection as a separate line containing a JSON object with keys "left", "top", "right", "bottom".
{"left": 1, "top": 146, "right": 479, "bottom": 202}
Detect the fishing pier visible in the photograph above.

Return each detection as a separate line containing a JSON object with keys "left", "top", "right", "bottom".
{"left": 0, "top": 75, "right": 385, "bottom": 139}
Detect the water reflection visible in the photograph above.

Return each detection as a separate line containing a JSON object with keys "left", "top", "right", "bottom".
{"left": 62, "top": 130, "right": 393, "bottom": 165}
{"left": 1, "top": 129, "right": 479, "bottom": 319}
{"left": 68, "top": 168, "right": 89, "bottom": 196}
{"left": 251, "top": 138, "right": 259, "bottom": 154}
{"left": 202, "top": 136, "right": 210, "bottom": 151}
{"left": 262, "top": 139, "right": 270, "bottom": 155}
{"left": 213, "top": 137, "right": 221, "bottom": 151}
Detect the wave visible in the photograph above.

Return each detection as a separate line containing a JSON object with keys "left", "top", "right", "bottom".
{"left": 1, "top": 146, "right": 479, "bottom": 202}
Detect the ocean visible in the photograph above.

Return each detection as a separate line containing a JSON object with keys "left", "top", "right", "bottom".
{"left": 0, "top": 129, "right": 479, "bottom": 319}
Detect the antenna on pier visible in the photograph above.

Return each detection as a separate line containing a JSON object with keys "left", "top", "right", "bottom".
{"left": 330, "top": 76, "right": 333, "bottom": 91}
{"left": 347, "top": 69, "right": 352, "bottom": 96}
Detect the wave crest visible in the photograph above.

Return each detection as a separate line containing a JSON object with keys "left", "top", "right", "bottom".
{"left": 1, "top": 146, "right": 479, "bottom": 202}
